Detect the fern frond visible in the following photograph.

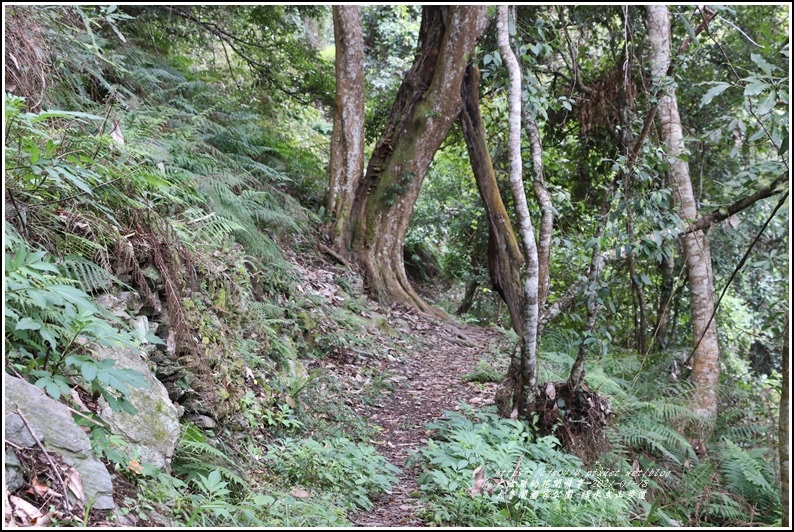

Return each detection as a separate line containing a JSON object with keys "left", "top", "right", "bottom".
{"left": 619, "top": 422, "right": 693, "bottom": 465}
{"left": 173, "top": 423, "right": 247, "bottom": 488}
{"left": 61, "top": 256, "right": 119, "bottom": 293}
{"left": 717, "top": 440, "right": 778, "bottom": 508}
{"left": 723, "top": 423, "right": 768, "bottom": 443}
{"left": 704, "top": 493, "right": 745, "bottom": 522}
{"left": 582, "top": 368, "right": 631, "bottom": 400}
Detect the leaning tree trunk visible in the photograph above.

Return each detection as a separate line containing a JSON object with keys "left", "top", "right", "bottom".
{"left": 460, "top": 63, "right": 525, "bottom": 334}
{"left": 347, "top": 6, "right": 488, "bottom": 316}
{"left": 327, "top": 6, "right": 365, "bottom": 254}
{"left": 647, "top": 5, "right": 721, "bottom": 421}
{"left": 498, "top": 5, "right": 540, "bottom": 414}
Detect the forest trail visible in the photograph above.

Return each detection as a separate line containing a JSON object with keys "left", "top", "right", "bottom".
{"left": 348, "top": 309, "right": 507, "bottom": 526}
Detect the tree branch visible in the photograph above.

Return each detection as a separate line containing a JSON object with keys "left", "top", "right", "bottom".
{"left": 676, "top": 6, "right": 717, "bottom": 55}
{"left": 538, "top": 277, "right": 586, "bottom": 335}
{"left": 167, "top": 7, "right": 269, "bottom": 71}
{"left": 685, "top": 172, "right": 788, "bottom": 234}
{"left": 685, "top": 190, "right": 789, "bottom": 366}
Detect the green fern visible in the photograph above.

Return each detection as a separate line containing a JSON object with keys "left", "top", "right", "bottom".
{"left": 172, "top": 423, "right": 247, "bottom": 489}
{"left": 60, "top": 255, "right": 119, "bottom": 293}
{"left": 618, "top": 418, "right": 695, "bottom": 465}
{"left": 717, "top": 440, "right": 779, "bottom": 514}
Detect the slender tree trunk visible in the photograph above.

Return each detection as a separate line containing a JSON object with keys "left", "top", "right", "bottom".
{"left": 460, "top": 64, "right": 525, "bottom": 334}
{"left": 626, "top": 209, "right": 648, "bottom": 354}
{"left": 653, "top": 247, "right": 676, "bottom": 350}
{"left": 327, "top": 6, "right": 364, "bottom": 254}
{"left": 522, "top": 111, "right": 553, "bottom": 312}
{"left": 498, "top": 5, "right": 539, "bottom": 412}
{"left": 567, "top": 183, "right": 613, "bottom": 389}
{"left": 780, "top": 319, "right": 790, "bottom": 527}
{"left": 348, "top": 6, "right": 488, "bottom": 316}
{"left": 646, "top": 5, "right": 721, "bottom": 421}
{"left": 455, "top": 278, "right": 479, "bottom": 316}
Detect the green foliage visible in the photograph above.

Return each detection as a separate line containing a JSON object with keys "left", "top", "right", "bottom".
{"left": 361, "top": 5, "right": 422, "bottom": 142}
{"left": 7, "top": 5, "right": 787, "bottom": 529}
{"left": 295, "top": 371, "right": 381, "bottom": 443}
{"left": 570, "top": 343, "right": 783, "bottom": 526}
{"left": 413, "top": 406, "right": 634, "bottom": 526}
{"left": 239, "top": 391, "right": 304, "bottom": 433}
{"left": 717, "top": 440, "right": 779, "bottom": 517}
{"left": 172, "top": 423, "right": 247, "bottom": 490}
{"left": 4, "top": 225, "right": 147, "bottom": 411}
{"left": 647, "top": 448, "right": 780, "bottom": 527}
{"left": 123, "top": 422, "right": 353, "bottom": 527}
{"left": 265, "top": 437, "right": 400, "bottom": 510}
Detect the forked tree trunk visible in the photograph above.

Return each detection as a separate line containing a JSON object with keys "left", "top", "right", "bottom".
{"left": 327, "top": 6, "right": 365, "bottom": 253}
{"left": 646, "top": 5, "right": 721, "bottom": 421}
{"left": 460, "top": 64, "right": 525, "bottom": 334}
{"left": 346, "top": 6, "right": 488, "bottom": 315}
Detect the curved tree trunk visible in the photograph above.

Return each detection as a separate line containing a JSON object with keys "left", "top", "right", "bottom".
{"left": 347, "top": 6, "right": 488, "bottom": 316}
{"left": 647, "top": 5, "right": 720, "bottom": 421}
{"left": 327, "top": 6, "right": 365, "bottom": 254}
{"left": 460, "top": 64, "right": 525, "bottom": 334}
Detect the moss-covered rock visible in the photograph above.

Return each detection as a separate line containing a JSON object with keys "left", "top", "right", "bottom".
{"left": 93, "top": 346, "right": 181, "bottom": 471}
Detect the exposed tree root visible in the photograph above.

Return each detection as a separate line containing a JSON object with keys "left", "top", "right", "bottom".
{"left": 531, "top": 381, "right": 612, "bottom": 465}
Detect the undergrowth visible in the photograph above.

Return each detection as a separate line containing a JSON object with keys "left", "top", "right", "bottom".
{"left": 411, "top": 405, "right": 635, "bottom": 526}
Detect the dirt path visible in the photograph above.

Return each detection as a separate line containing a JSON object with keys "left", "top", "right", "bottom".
{"left": 350, "top": 310, "right": 506, "bottom": 527}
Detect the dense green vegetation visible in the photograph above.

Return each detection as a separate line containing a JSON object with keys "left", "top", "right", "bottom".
{"left": 4, "top": 4, "right": 788, "bottom": 527}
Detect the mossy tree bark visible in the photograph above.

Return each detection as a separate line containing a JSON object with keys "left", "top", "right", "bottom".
{"left": 459, "top": 64, "right": 525, "bottom": 334}
{"left": 344, "top": 6, "right": 488, "bottom": 316}
{"left": 327, "top": 6, "right": 365, "bottom": 254}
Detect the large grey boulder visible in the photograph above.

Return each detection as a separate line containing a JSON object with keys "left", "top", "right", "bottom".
{"left": 93, "top": 346, "right": 181, "bottom": 471}
{"left": 4, "top": 376, "right": 115, "bottom": 510}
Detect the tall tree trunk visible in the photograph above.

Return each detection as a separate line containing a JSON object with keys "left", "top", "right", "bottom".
{"left": 780, "top": 318, "right": 790, "bottom": 528}
{"left": 460, "top": 64, "right": 525, "bottom": 334}
{"left": 646, "top": 5, "right": 721, "bottom": 421}
{"left": 348, "top": 6, "right": 488, "bottom": 316}
{"left": 498, "top": 5, "right": 539, "bottom": 413}
{"left": 327, "top": 6, "right": 364, "bottom": 254}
